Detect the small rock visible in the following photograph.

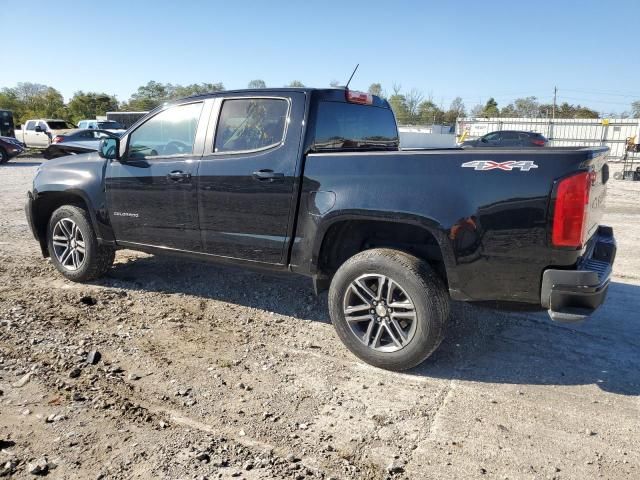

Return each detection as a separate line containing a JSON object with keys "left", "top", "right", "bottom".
{"left": 12, "top": 372, "right": 32, "bottom": 388}
{"left": 128, "top": 373, "right": 141, "bottom": 381}
{"left": 79, "top": 295, "right": 97, "bottom": 306}
{"left": 72, "top": 392, "right": 85, "bottom": 402}
{"left": 86, "top": 351, "right": 101, "bottom": 365}
{"left": 298, "top": 423, "right": 308, "bottom": 430}
{"left": 387, "top": 459, "right": 405, "bottom": 474}
{"left": 68, "top": 368, "right": 81, "bottom": 379}
{"left": 195, "top": 452, "right": 210, "bottom": 462}
{"left": 244, "top": 461, "right": 254, "bottom": 470}
{"left": 586, "top": 429, "right": 596, "bottom": 436}
{"left": 479, "top": 467, "right": 487, "bottom": 474}
{"left": 27, "top": 456, "right": 49, "bottom": 475}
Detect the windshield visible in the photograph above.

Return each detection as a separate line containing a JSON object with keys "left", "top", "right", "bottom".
{"left": 47, "top": 121, "right": 76, "bottom": 129}
{"left": 97, "top": 121, "right": 124, "bottom": 129}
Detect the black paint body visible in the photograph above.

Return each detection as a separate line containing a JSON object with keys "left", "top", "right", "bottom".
{"left": 27, "top": 88, "right": 610, "bottom": 307}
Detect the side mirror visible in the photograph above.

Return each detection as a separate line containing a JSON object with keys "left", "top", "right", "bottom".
{"left": 34, "top": 126, "right": 43, "bottom": 133}
{"left": 98, "top": 137, "right": 120, "bottom": 160}
{"left": 480, "top": 137, "right": 488, "bottom": 143}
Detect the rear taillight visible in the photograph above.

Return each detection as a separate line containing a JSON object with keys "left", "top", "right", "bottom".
{"left": 552, "top": 171, "right": 592, "bottom": 248}
{"left": 345, "top": 90, "right": 373, "bottom": 105}
{"left": 52, "top": 136, "right": 64, "bottom": 144}
{"left": 532, "top": 139, "right": 545, "bottom": 146}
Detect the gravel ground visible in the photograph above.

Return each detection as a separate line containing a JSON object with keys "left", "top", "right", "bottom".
{"left": 0, "top": 155, "right": 639, "bottom": 479}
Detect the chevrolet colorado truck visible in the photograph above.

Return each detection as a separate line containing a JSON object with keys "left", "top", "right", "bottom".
{"left": 25, "top": 88, "right": 616, "bottom": 370}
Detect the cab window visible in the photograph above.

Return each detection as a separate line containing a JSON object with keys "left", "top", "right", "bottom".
{"left": 128, "top": 102, "right": 203, "bottom": 159}
{"left": 214, "top": 98, "right": 288, "bottom": 153}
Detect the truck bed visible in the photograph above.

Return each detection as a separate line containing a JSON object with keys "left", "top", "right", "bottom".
{"left": 292, "top": 146, "right": 609, "bottom": 304}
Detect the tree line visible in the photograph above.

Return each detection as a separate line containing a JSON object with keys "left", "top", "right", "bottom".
{"left": 1, "top": 80, "right": 637, "bottom": 128}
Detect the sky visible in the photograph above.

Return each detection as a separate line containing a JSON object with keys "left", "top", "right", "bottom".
{"left": 2, "top": 0, "right": 640, "bottom": 115}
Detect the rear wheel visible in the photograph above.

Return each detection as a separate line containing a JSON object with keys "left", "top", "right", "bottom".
{"left": 328, "top": 248, "right": 449, "bottom": 371}
{"left": 47, "top": 205, "right": 115, "bottom": 282}
{"left": 0, "top": 147, "right": 8, "bottom": 164}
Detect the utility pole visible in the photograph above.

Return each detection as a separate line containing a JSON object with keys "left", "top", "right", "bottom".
{"left": 552, "top": 86, "right": 557, "bottom": 120}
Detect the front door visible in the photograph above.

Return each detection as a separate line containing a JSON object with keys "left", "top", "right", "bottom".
{"left": 197, "top": 93, "right": 306, "bottom": 264}
{"left": 24, "top": 121, "right": 49, "bottom": 147}
{"left": 106, "top": 101, "right": 207, "bottom": 251}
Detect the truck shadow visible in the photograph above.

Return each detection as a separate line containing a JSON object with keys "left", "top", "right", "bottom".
{"left": 101, "top": 255, "right": 640, "bottom": 396}
{"left": 416, "top": 281, "right": 640, "bottom": 396}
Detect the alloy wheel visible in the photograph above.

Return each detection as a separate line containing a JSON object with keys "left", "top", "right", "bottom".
{"left": 342, "top": 274, "right": 417, "bottom": 352}
{"left": 52, "top": 218, "right": 86, "bottom": 271}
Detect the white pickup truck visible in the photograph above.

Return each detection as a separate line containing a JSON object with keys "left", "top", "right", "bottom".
{"left": 14, "top": 119, "right": 76, "bottom": 148}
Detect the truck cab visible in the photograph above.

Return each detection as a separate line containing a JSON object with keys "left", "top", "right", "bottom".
{"left": 15, "top": 119, "right": 76, "bottom": 148}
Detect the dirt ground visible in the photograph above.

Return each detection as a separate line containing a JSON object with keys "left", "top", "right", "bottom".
{"left": 1, "top": 155, "right": 639, "bottom": 480}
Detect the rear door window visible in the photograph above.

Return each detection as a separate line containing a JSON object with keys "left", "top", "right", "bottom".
{"left": 214, "top": 98, "right": 289, "bottom": 153}
{"left": 313, "top": 102, "right": 398, "bottom": 151}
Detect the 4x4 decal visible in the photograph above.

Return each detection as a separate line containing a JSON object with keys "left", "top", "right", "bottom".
{"left": 461, "top": 160, "right": 539, "bottom": 171}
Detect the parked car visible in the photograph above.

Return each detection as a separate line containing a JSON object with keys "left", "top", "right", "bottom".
{"left": 77, "top": 120, "right": 126, "bottom": 132}
{"left": 14, "top": 119, "right": 76, "bottom": 148}
{"left": 26, "top": 88, "right": 615, "bottom": 371}
{"left": 461, "top": 130, "right": 548, "bottom": 148}
{"left": 0, "top": 136, "right": 25, "bottom": 163}
{"left": 43, "top": 129, "right": 118, "bottom": 159}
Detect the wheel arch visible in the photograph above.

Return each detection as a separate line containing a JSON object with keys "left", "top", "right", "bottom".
{"left": 311, "top": 211, "right": 457, "bottom": 294}
{"left": 30, "top": 189, "right": 101, "bottom": 257}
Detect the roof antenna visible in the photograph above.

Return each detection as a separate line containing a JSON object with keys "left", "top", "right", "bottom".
{"left": 345, "top": 64, "right": 359, "bottom": 89}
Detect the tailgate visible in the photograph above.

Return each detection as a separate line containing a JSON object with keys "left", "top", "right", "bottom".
{"left": 584, "top": 148, "right": 609, "bottom": 241}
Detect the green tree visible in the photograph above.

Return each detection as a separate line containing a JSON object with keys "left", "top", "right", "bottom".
{"left": 170, "top": 83, "right": 224, "bottom": 98}
{"left": 286, "top": 80, "right": 305, "bottom": 88}
{"left": 388, "top": 94, "right": 410, "bottom": 125}
{"left": 443, "top": 97, "right": 465, "bottom": 124}
{"left": 67, "top": 91, "right": 119, "bottom": 123}
{"left": 124, "top": 81, "right": 224, "bottom": 110}
{"left": 1, "top": 83, "right": 67, "bottom": 125}
{"left": 417, "top": 100, "right": 444, "bottom": 124}
{"left": 368, "top": 83, "right": 383, "bottom": 98}
{"left": 481, "top": 97, "right": 499, "bottom": 117}
{"left": 555, "top": 102, "right": 599, "bottom": 119}
{"left": 248, "top": 79, "right": 267, "bottom": 89}
{"left": 125, "top": 81, "right": 170, "bottom": 111}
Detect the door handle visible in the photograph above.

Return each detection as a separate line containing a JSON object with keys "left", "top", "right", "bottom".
{"left": 167, "top": 170, "right": 191, "bottom": 182}
{"left": 253, "top": 169, "right": 284, "bottom": 182}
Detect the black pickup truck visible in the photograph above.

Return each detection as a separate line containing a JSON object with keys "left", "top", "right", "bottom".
{"left": 26, "top": 88, "right": 616, "bottom": 371}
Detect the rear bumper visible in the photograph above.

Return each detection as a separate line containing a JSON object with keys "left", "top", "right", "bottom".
{"left": 541, "top": 226, "right": 616, "bottom": 322}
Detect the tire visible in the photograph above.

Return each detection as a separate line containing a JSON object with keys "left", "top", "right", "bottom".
{"left": 0, "top": 147, "right": 8, "bottom": 164}
{"left": 47, "top": 205, "right": 115, "bottom": 282}
{"left": 328, "top": 248, "right": 449, "bottom": 371}
{"left": 613, "top": 171, "right": 622, "bottom": 180}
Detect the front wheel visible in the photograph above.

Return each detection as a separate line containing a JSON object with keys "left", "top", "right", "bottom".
{"left": 47, "top": 205, "right": 115, "bottom": 282}
{"left": 0, "top": 147, "right": 8, "bottom": 164}
{"left": 328, "top": 248, "right": 449, "bottom": 371}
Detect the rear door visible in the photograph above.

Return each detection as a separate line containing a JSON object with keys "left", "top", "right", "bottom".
{"left": 197, "top": 93, "right": 306, "bottom": 264}
{"left": 106, "top": 101, "right": 210, "bottom": 251}
{"left": 501, "top": 131, "right": 520, "bottom": 147}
